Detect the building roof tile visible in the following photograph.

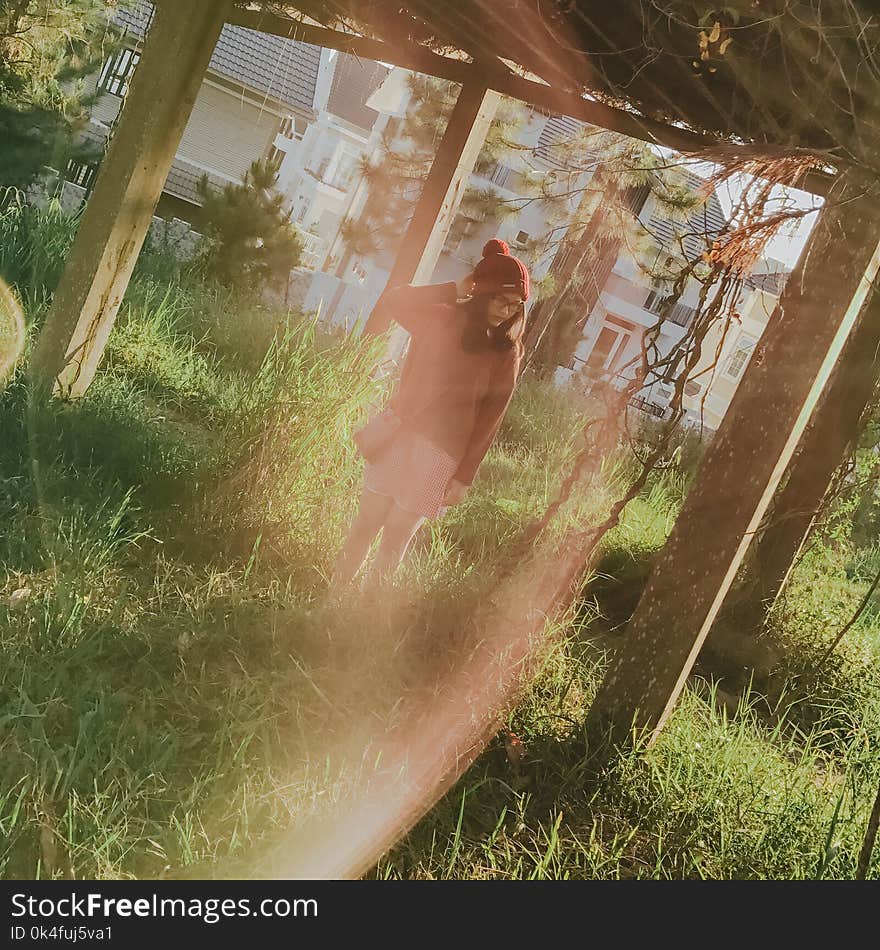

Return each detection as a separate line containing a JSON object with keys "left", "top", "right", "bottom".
{"left": 114, "top": 2, "right": 320, "bottom": 114}
{"left": 163, "top": 159, "right": 227, "bottom": 206}
{"left": 326, "top": 53, "right": 389, "bottom": 131}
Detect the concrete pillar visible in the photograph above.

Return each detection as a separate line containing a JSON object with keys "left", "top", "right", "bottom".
{"left": 30, "top": 0, "right": 230, "bottom": 398}
{"left": 584, "top": 170, "right": 880, "bottom": 749}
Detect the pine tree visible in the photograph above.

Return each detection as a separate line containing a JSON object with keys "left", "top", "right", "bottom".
{"left": 0, "top": 1, "right": 112, "bottom": 191}
{"left": 524, "top": 132, "right": 709, "bottom": 375}
{"left": 197, "top": 158, "right": 304, "bottom": 291}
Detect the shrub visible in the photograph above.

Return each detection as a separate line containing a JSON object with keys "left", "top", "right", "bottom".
{"left": 0, "top": 190, "right": 78, "bottom": 307}
{"left": 197, "top": 159, "right": 303, "bottom": 292}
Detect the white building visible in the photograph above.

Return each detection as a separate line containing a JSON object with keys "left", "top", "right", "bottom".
{"left": 275, "top": 52, "right": 390, "bottom": 270}
{"left": 679, "top": 265, "right": 788, "bottom": 430}
{"left": 546, "top": 169, "right": 794, "bottom": 430}
{"left": 432, "top": 113, "right": 597, "bottom": 291}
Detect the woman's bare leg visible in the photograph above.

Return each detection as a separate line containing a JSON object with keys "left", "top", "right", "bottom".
{"left": 370, "top": 503, "right": 426, "bottom": 581}
{"left": 332, "top": 487, "right": 394, "bottom": 589}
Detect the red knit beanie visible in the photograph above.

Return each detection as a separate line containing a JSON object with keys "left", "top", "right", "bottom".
{"left": 471, "top": 239, "right": 530, "bottom": 301}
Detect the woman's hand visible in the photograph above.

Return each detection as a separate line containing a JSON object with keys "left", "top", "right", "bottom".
{"left": 444, "top": 479, "right": 470, "bottom": 506}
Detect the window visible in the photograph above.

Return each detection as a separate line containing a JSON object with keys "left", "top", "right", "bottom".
{"left": 448, "top": 215, "right": 478, "bottom": 255}
{"left": 481, "top": 162, "right": 512, "bottom": 188}
{"left": 643, "top": 284, "right": 696, "bottom": 327}
{"left": 622, "top": 182, "right": 651, "bottom": 215}
{"left": 310, "top": 155, "right": 331, "bottom": 181}
{"left": 65, "top": 159, "right": 98, "bottom": 189}
{"left": 267, "top": 146, "right": 284, "bottom": 171}
{"left": 97, "top": 47, "right": 140, "bottom": 97}
{"left": 724, "top": 334, "right": 757, "bottom": 379}
{"left": 514, "top": 229, "right": 530, "bottom": 248}
{"left": 644, "top": 284, "right": 669, "bottom": 314}
{"left": 278, "top": 116, "right": 303, "bottom": 141}
{"left": 329, "top": 147, "right": 359, "bottom": 191}
{"left": 585, "top": 322, "right": 632, "bottom": 375}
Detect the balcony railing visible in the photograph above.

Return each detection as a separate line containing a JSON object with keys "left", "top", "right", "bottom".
{"left": 296, "top": 230, "right": 327, "bottom": 271}
{"left": 628, "top": 394, "right": 668, "bottom": 418}
{"left": 643, "top": 289, "right": 697, "bottom": 328}
{"left": 578, "top": 370, "right": 672, "bottom": 419}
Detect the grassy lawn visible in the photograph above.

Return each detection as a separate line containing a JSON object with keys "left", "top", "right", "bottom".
{"left": 1, "top": 201, "right": 879, "bottom": 879}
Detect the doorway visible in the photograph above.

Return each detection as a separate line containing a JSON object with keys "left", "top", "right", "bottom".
{"left": 585, "top": 317, "right": 634, "bottom": 376}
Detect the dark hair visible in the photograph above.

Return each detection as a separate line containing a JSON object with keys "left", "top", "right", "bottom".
{"left": 460, "top": 294, "right": 526, "bottom": 355}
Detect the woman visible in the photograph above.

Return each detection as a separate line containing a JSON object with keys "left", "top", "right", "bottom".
{"left": 332, "top": 239, "right": 531, "bottom": 588}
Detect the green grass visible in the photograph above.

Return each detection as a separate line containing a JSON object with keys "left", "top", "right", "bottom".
{"left": 376, "top": 641, "right": 879, "bottom": 879}
{"left": 1, "top": 201, "right": 879, "bottom": 880}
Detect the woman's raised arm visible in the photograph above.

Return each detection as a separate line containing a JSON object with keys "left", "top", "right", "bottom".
{"left": 364, "top": 282, "right": 458, "bottom": 336}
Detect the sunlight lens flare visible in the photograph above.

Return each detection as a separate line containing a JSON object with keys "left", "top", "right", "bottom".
{"left": 0, "top": 278, "right": 26, "bottom": 388}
